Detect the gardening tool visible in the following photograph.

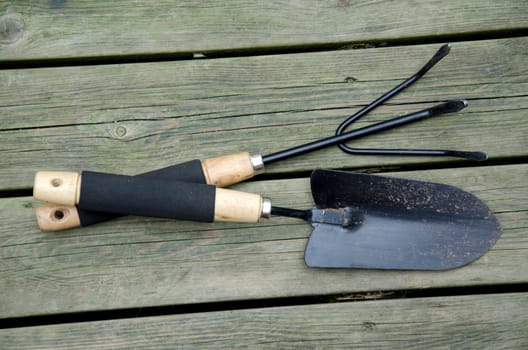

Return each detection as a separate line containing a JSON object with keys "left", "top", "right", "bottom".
{"left": 35, "top": 44, "right": 486, "bottom": 231}
{"left": 33, "top": 168, "right": 501, "bottom": 270}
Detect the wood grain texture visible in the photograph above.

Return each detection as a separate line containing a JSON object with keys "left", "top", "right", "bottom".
{"left": 213, "top": 188, "right": 263, "bottom": 223}
{"left": 1, "top": 293, "right": 527, "bottom": 349}
{"left": 1, "top": 38, "right": 527, "bottom": 190}
{"left": 1, "top": 1, "right": 526, "bottom": 347}
{"left": 36, "top": 202, "right": 81, "bottom": 232}
{"left": 0, "top": 1, "right": 526, "bottom": 61}
{"left": 201, "top": 152, "right": 256, "bottom": 187}
{"left": 1, "top": 164, "right": 526, "bottom": 318}
{"left": 33, "top": 171, "right": 81, "bottom": 205}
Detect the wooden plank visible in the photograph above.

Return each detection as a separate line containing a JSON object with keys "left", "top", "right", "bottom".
{"left": 1, "top": 293, "right": 527, "bottom": 349}
{"left": 1, "top": 164, "right": 526, "bottom": 318}
{"left": 1, "top": 38, "right": 527, "bottom": 190}
{"left": 1, "top": 0, "right": 526, "bottom": 61}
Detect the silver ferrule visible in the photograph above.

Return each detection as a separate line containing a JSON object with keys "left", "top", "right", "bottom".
{"left": 261, "top": 198, "right": 272, "bottom": 219}
{"left": 250, "top": 154, "right": 265, "bottom": 175}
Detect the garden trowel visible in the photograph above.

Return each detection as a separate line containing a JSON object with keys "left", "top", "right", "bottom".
{"left": 34, "top": 168, "right": 501, "bottom": 270}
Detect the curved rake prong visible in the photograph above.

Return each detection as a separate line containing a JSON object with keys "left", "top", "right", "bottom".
{"left": 334, "top": 45, "right": 485, "bottom": 161}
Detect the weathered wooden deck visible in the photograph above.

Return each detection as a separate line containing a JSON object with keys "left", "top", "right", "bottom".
{"left": 1, "top": 1, "right": 527, "bottom": 348}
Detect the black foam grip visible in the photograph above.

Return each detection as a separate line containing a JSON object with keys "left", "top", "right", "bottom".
{"left": 78, "top": 171, "right": 216, "bottom": 222}
{"left": 141, "top": 160, "right": 206, "bottom": 183}
{"left": 78, "top": 160, "right": 206, "bottom": 226}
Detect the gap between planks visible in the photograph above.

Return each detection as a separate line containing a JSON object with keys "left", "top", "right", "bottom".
{"left": 2, "top": 292, "right": 527, "bottom": 349}
{"left": 1, "top": 282, "right": 526, "bottom": 330}
{"left": 1, "top": 28, "right": 527, "bottom": 70}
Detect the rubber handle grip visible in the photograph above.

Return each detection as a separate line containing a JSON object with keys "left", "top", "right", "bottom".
{"left": 80, "top": 171, "right": 216, "bottom": 222}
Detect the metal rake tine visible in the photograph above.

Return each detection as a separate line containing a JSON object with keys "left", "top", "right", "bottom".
{"left": 334, "top": 45, "right": 486, "bottom": 161}
{"left": 335, "top": 44, "right": 451, "bottom": 134}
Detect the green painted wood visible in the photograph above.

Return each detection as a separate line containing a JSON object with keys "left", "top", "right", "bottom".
{"left": 1, "top": 293, "right": 527, "bottom": 349}
{"left": 1, "top": 38, "right": 527, "bottom": 190}
{"left": 1, "top": 164, "right": 526, "bottom": 318}
{"left": 0, "top": 1, "right": 526, "bottom": 61}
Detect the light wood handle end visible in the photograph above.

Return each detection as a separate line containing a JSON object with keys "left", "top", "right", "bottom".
{"left": 202, "top": 152, "right": 263, "bottom": 187}
{"left": 214, "top": 188, "right": 264, "bottom": 223}
{"left": 36, "top": 204, "right": 81, "bottom": 231}
{"left": 33, "top": 171, "right": 81, "bottom": 205}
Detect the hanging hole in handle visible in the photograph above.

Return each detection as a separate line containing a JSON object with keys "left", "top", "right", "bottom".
{"left": 51, "top": 178, "right": 63, "bottom": 188}
{"left": 53, "top": 209, "right": 65, "bottom": 220}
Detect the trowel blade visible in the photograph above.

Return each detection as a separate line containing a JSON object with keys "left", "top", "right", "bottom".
{"left": 304, "top": 169, "right": 501, "bottom": 270}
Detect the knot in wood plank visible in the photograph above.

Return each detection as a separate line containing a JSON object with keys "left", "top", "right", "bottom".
{"left": 0, "top": 13, "right": 24, "bottom": 44}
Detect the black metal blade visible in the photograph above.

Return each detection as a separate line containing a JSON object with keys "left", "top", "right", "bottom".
{"left": 304, "top": 169, "right": 501, "bottom": 270}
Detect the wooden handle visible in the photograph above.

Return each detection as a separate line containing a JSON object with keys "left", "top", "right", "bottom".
{"left": 36, "top": 203, "right": 81, "bottom": 231}
{"left": 214, "top": 188, "right": 263, "bottom": 223}
{"left": 36, "top": 187, "right": 265, "bottom": 231}
{"left": 33, "top": 153, "right": 263, "bottom": 206}
{"left": 33, "top": 171, "right": 81, "bottom": 205}
{"left": 201, "top": 152, "right": 263, "bottom": 187}
{"left": 34, "top": 170, "right": 269, "bottom": 224}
